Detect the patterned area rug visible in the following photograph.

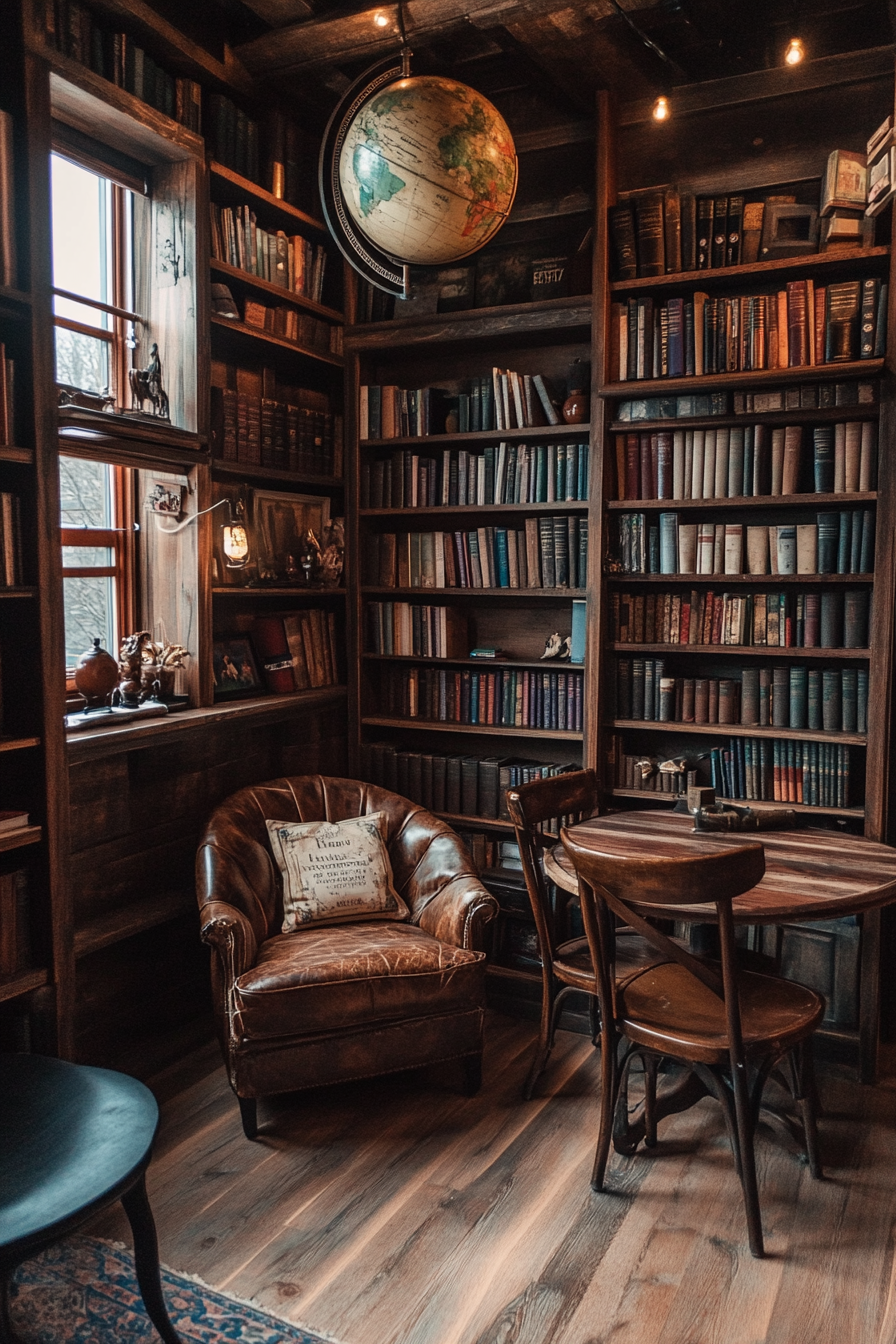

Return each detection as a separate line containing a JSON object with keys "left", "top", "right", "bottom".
{"left": 10, "top": 1235, "right": 342, "bottom": 1344}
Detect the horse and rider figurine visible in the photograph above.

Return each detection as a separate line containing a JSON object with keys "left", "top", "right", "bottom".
{"left": 129, "top": 342, "right": 170, "bottom": 420}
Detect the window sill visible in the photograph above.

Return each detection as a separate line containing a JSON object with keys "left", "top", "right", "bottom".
{"left": 65, "top": 686, "right": 347, "bottom": 761}
{"left": 58, "top": 408, "right": 207, "bottom": 466}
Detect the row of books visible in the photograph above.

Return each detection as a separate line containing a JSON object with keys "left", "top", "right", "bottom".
{"left": 613, "top": 421, "right": 877, "bottom": 502}
{"left": 361, "top": 741, "right": 577, "bottom": 823}
{"left": 376, "top": 666, "right": 584, "bottom": 732}
{"left": 615, "top": 737, "right": 853, "bottom": 808}
{"left": 616, "top": 512, "right": 875, "bottom": 577}
{"left": 359, "top": 370, "right": 564, "bottom": 440}
{"left": 251, "top": 611, "right": 340, "bottom": 694}
{"left": 0, "top": 114, "right": 15, "bottom": 289}
{"left": 45, "top": 1, "right": 202, "bottom": 130}
{"left": 611, "top": 279, "right": 886, "bottom": 382}
{"left": 210, "top": 387, "right": 342, "bottom": 477}
{"left": 209, "top": 204, "right": 328, "bottom": 303}
{"left": 360, "top": 442, "right": 590, "bottom": 511}
{"left": 0, "top": 493, "right": 23, "bottom": 587}
{"left": 615, "top": 379, "right": 877, "bottom": 423}
{"left": 0, "top": 347, "right": 15, "bottom": 445}
{"left": 611, "top": 588, "right": 870, "bottom": 650}
{"left": 0, "top": 867, "right": 29, "bottom": 977}
{"left": 366, "top": 520, "right": 588, "bottom": 591}
{"left": 366, "top": 603, "right": 468, "bottom": 660}
{"left": 208, "top": 102, "right": 319, "bottom": 214}
{"left": 616, "top": 660, "right": 869, "bottom": 734}
{"left": 240, "top": 298, "right": 337, "bottom": 354}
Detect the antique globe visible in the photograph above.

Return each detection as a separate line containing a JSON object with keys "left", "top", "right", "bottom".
{"left": 337, "top": 74, "right": 517, "bottom": 266}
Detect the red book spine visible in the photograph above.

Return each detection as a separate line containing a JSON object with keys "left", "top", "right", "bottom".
{"left": 626, "top": 433, "right": 641, "bottom": 499}
{"left": 252, "top": 616, "right": 296, "bottom": 694}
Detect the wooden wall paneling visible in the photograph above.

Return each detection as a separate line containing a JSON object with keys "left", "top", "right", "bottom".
{"left": 146, "top": 158, "right": 200, "bottom": 434}
{"left": 137, "top": 465, "right": 202, "bottom": 705}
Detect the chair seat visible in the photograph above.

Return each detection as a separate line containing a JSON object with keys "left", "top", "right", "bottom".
{"left": 553, "top": 931, "right": 676, "bottom": 992}
{"left": 234, "top": 922, "right": 485, "bottom": 1040}
{"left": 619, "top": 961, "right": 825, "bottom": 1065}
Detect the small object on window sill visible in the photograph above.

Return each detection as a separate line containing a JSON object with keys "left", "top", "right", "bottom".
{"left": 73, "top": 638, "right": 119, "bottom": 711}
{"left": 57, "top": 384, "right": 115, "bottom": 413}
{"left": 65, "top": 702, "right": 169, "bottom": 732}
{"left": 128, "top": 342, "right": 170, "bottom": 420}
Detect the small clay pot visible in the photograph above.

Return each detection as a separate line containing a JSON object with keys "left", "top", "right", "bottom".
{"left": 74, "top": 638, "right": 119, "bottom": 710}
{"left": 562, "top": 389, "right": 588, "bottom": 424}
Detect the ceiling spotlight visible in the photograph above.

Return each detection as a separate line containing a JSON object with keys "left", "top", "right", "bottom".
{"left": 373, "top": 11, "right": 389, "bottom": 27}
{"left": 653, "top": 95, "right": 670, "bottom": 122}
{"left": 785, "top": 37, "right": 805, "bottom": 65}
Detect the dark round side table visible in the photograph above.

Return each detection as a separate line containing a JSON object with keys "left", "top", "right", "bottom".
{"left": 0, "top": 1052, "right": 181, "bottom": 1343}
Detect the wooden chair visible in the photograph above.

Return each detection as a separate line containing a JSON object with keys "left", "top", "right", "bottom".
{"left": 561, "top": 826, "right": 825, "bottom": 1258}
{"left": 506, "top": 769, "right": 657, "bottom": 1099}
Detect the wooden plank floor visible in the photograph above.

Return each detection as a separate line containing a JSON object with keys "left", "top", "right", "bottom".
{"left": 87, "top": 1013, "right": 896, "bottom": 1344}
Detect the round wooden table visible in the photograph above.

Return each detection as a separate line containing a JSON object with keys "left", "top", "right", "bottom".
{"left": 0, "top": 1053, "right": 181, "bottom": 1343}
{"left": 544, "top": 810, "right": 896, "bottom": 1080}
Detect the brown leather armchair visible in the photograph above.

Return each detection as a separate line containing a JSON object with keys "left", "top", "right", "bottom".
{"left": 196, "top": 775, "right": 499, "bottom": 1137}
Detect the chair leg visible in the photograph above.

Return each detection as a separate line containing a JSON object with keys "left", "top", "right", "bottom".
{"left": 591, "top": 1029, "right": 619, "bottom": 1192}
{"left": 588, "top": 992, "right": 601, "bottom": 1046}
{"left": 238, "top": 1096, "right": 258, "bottom": 1140}
{"left": 463, "top": 1052, "right": 483, "bottom": 1095}
{"left": 121, "top": 1173, "right": 184, "bottom": 1344}
{"left": 796, "top": 1043, "right": 823, "bottom": 1179}
{"left": 730, "top": 1058, "right": 765, "bottom": 1258}
{"left": 643, "top": 1053, "right": 660, "bottom": 1149}
{"left": 524, "top": 975, "right": 556, "bottom": 1100}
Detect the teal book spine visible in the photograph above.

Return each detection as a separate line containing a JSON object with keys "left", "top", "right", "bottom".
{"left": 841, "top": 668, "right": 858, "bottom": 733}
{"left": 494, "top": 528, "right": 510, "bottom": 588}
{"left": 789, "top": 666, "right": 808, "bottom": 729}
{"left": 822, "top": 669, "right": 841, "bottom": 732}
{"left": 857, "top": 669, "right": 869, "bottom": 732}
{"left": 807, "top": 669, "right": 822, "bottom": 730}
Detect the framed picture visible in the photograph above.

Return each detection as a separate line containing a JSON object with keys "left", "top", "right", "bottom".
{"left": 212, "top": 636, "right": 262, "bottom": 699}
{"left": 253, "top": 490, "right": 331, "bottom": 584}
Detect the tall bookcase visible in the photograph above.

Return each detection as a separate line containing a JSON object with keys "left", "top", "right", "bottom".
{"left": 0, "top": 6, "right": 70, "bottom": 1053}
{"left": 589, "top": 60, "right": 896, "bottom": 1077}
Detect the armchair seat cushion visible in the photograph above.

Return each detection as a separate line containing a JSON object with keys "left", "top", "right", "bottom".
{"left": 233, "top": 921, "right": 486, "bottom": 1040}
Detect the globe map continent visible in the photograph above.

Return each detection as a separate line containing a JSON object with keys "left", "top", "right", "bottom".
{"left": 338, "top": 75, "right": 517, "bottom": 267}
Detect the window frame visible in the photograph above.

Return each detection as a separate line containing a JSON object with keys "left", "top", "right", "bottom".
{"left": 61, "top": 461, "right": 137, "bottom": 690}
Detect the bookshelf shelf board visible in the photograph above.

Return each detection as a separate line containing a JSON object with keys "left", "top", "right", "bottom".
{"left": 361, "top": 502, "right": 588, "bottom": 519}
{"left": 47, "top": 58, "right": 204, "bottom": 163}
{"left": 0, "top": 825, "right": 43, "bottom": 854}
{"left": 362, "top": 587, "right": 586, "bottom": 599}
{"left": 0, "top": 446, "right": 35, "bottom": 465}
{"left": 600, "top": 360, "right": 885, "bottom": 400}
{"left": 0, "top": 737, "right": 41, "bottom": 753}
{"left": 609, "top": 788, "right": 864, "bottom": 820}
{"left": 210, "top": 314, "right": 344, "bottom": 367}
{"left": 362, "top": 717, "right": 583, "bottom": 741}
{"left": 0, "top": 967, "right": 49, "bottom": 1006}
{"left": 609, "top": 247, "right": 891, "bottom": 296}
{"left": 0, "top": 589, "right": 37, "bottom": 600}
{"left": 211, "top": 461, "right": 344, "bottom": 490}
{"left": 75, "top": 890, "right": 193, "bottom": 960}
{"left": 611, "top": 718, "right": 867, "bottom": 746}
{"left": 361, "top": 423, "right": 591, "bottom": 449}
{"left": 437, "top": 811, "right": 516, "bottom": 834}
{"left": 212, "top": 586, "right": 346, "bottom": 599}
{"left": 0, "top": 285, "right": 31, "bottom": 309}
{"left": 607, "top": 491, "right": 877, "bottom": 512}
{"left": 605, "top": 572, "right": 873, "bottom": 585}
{"left": 613, "top": 642, "right": 870, "bottom": 660}
{"left": 608, "top": 405, "right": 880, "bottom": 433}
{"left": 209, "top": 260, "right": 344, "bottom": 325}
{"left": 346, "top": 294, "right": 593, "bottom": 350}
{"left": 209, "top": 162, "right": 328, "bottom": 236}
{"left": 363, "top": 654, "right": 584, "bottom": 672}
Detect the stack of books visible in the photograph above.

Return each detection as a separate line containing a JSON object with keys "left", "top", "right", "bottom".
{"left": 359, "top": 369, "right": 563, "bottom": 439}
{"left": 380, "top": 665, "right": 584, "bottom": 732}
{"left": 210, "top": 383, "right": 341, "bottom": 476}
{"left": 366, "top": 520, "right": 588, "bottom": 590}
{"left": 361, "top": 441, "right": 589, "bottom": 509}
{"left": 252, "top": 612, "right": 340, "bottom": 693}
{"left": 366, "top": 603, "right": 468, "bottom": 659}
{"left": 611, "top": 587, "right": 870, "bottom": 649}
{"left": 210, "top": 204, "right": 328, "bottom": 304}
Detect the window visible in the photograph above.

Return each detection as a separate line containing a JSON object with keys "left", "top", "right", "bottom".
{"left": 51, "top": 153, "right": 139, "bottom": 405}
{"left": 60, "top": 456, "right": 136, "bottom": 674}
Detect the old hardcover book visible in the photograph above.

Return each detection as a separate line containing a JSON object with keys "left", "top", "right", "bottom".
{"left": 610, "top": 204, "right": 638, "bottom": 280}
{"left": 825, "top": 281, "right": 862, "bottom": 362}
{"left": 633, "top": 191, "right": 666, "bottom": 276}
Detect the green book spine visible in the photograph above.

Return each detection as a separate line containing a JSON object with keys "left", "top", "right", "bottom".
{"left": 857, "top": 670, "right": 869, "bottom": 733}
{"left": 789, "top": 666, "right": 808, "bottom": 729}
{"left": 822, "top": 669, "right": 841, "bottom": 732}
{"left": 807, "top": 669, "right": 822, "bottom": 730}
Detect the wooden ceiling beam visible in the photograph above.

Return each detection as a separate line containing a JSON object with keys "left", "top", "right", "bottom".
{"left": 238, "top": 0, "right": 314, "bottom": 25}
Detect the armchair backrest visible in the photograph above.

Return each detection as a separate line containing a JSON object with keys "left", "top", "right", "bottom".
{"left": 196, "top": 775, "right": 482, "bottom": 944}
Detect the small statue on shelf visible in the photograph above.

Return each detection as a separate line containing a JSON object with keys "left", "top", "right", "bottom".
{"left": 118, "top": 631, "right": 189, "bottom": 704}
{"left": 540, "top": 631, "right": 572, "bottom": 660}
{"left": 319, "top": 517, "right": 345, "bottom": 588}
{"left": 129, "top": 343, "right": 170, "bottom": 420}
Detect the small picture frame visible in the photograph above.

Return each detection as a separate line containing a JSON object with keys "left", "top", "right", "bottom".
{"left": 147, "top": 481, "right": 184, "bottom": 516}
{"left": 212, "top": 636, "right": 262, "bottom": 699}
{"left": 253, "top": 489, "right": 331, "bottom": 585}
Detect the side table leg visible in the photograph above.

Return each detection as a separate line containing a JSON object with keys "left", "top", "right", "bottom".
{"left": 121, "top": 1174, "right": 183, "bottom": 1344}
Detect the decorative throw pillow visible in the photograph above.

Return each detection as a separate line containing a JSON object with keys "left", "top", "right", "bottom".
{"left": 266, "top": 811, "right": 409, "bottom": 932}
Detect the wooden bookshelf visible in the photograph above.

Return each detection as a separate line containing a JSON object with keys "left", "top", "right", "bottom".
{"left": 209, "top": 161, "right": 328, "bottom": 236}
{"left": 210, "top": 259, "right": 344, "bottom": 324}
{"left": 360, "top": 422, "right": 591, "bottom": 450}
{"left": 210, "top": 313, "right": 344, "bottom": 368}
{"left": 592, "top": 57, "right": 896, "bottom": 1077}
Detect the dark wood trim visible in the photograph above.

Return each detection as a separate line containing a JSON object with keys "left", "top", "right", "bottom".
{"left": 610, "top": 718, "right": 867, "bottom": 746}
{"left": 609, "top": 247, "right": 890, "bottom": 295}
{"left": 346, "top": 296, "right": 593, "bottom": 351}
{"left": 600, "top": 360, "right": 885, "bottom": 399}
{"left": 208, "top": 161, "right": 327, "bottom": 235}
{"left": 360, "top": 422, "right": 590, "bottom": 449}
{"left": 612, "top": 643, "right": 870, "bottom": 660}
{"left": 210, "top": 260, "right": 343, "bottom": 325}
{"left": 606, "top": 491, "right": 877, "bottom": 511}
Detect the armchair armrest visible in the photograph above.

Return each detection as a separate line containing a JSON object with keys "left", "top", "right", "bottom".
{"left": 416, "top": 877, "right": 499, "bottom": 952}
{"left": 200, "top": 900, "right": 258, "bottom": 981}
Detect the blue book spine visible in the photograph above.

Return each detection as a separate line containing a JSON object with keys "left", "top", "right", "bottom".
{"left": 659, "top": 511, "right": 679, "bottom": 574}
{"left": 494, "top": 528, "right": 510, "bottom": 587}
